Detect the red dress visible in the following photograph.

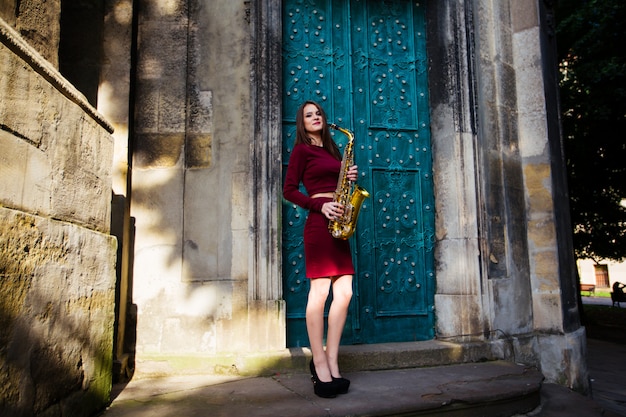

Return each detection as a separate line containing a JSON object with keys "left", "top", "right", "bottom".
{"left": 283, "top": 144, "right": 355, "bottom": 278}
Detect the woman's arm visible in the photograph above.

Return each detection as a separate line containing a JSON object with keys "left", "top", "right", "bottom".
{"left": 283, "top": 146, "right": 325, "bottom": 212}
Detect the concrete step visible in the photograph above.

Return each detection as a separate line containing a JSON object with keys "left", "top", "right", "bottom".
{"left": 134, "top": 339, "right": 505, "bottom": 378}
{"left": 104, "top": 359, "right": 543, "bottom": 417}
{"left": 111, "top": 340, "right": 545, "bottom": 416}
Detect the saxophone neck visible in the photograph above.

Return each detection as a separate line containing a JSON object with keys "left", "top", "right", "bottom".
{"left": 329, "top": 123, "right": 354, "bottom": 141}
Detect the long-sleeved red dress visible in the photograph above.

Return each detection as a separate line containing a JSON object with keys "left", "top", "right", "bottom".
{"left": 283, "top": 143, "right": 355, "bottom": 278}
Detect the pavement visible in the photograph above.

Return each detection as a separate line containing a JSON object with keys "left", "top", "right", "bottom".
{"left": 585, "top": 338, "right": 626, "bottom": 416}
{"left": 97, "top": 297, "right": 626, "bottom": 417}
{"left": 582, "top": 295, "right": 616, "bottom": 307}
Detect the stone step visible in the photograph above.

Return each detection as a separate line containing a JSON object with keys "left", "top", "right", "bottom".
{"left": 134, "top": 339, "right": 505, "bottom": 378}
{"left": 108, "top": 357, "right": 543, "bottom": 417}
{"left": 122, "top": 340, "right": 544, "bottom": 416}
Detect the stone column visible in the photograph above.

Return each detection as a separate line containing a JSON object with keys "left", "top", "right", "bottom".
{"left": 248, "top": 0, "right": 286, "bottom": 350}
{"left": 428, "top": 0, "right": 487, "bottom": 341}
{"left": 472, "top": 0, "right": 534, "bottom": 333}
{"left": 511, "top": 0, "right": 586, "bottom": 390}
{"left": 99, "top": 0, "right": 136, "bottom": 380}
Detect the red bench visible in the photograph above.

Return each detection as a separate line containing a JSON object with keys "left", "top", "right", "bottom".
{"left": 579, "top": 284, "right": 596, "bottom": 296}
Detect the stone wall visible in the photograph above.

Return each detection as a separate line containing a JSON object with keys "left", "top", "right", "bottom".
{"left": 128, "top": 0, "right": 277, "bottom": 360}
{"left": 126, "top": 0, "right": 586, "bottom": 392}
{"left": 428, "top": 0, "right": 586, "bottom": 391}
{"left": 0, "top": 0, "right": 61, "bottom": 68}
{"left": 0, "top": 18, "right": 117, "bottom": 417}
{"left": 0, "top": 0, "right": 590, "bottom": 413}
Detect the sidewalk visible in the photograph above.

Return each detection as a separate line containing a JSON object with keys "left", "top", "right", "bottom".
{"left": 97, "top": 337, "right": 626, "bottom": 417}
{"left": 581, "top": 295, "right": 615, "bottom": 307}
{"left": 586, "top": 338, "right": 626, "bottom": 416}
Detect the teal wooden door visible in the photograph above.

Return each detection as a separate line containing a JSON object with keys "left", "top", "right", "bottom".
{"left": 282, "top": 0, "right": 435, "bottom": 347}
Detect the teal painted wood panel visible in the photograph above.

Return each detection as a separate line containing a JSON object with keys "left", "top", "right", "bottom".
{"left": 282, "top": 0, "right": 435, "bottom": 347}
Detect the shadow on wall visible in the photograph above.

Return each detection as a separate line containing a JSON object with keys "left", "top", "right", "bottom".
{"left": 0, "top": 275, "right": 113, "bottom": 416}
{"left": 59, "top": 0, "right": 104, "bottom": 106}
{"left": 110, "top": 193, "right": 138, "bottom": 384}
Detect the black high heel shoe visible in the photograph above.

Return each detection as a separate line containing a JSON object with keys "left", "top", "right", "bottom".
{"left": 309, "top": 360, "right": 350, "bottom": 395}
{"left": 332, "top": 376, "right": 350, "bottom": 394}
{"left": 309, "top": 360, "right": 338, "bottom": 398}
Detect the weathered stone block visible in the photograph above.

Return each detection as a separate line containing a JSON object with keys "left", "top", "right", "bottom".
{"left": 532, "top": 293, "right": 563, "bottom": 331}
{"left": 433, "top": 131, "right": 479, "bottom": 241}
{"left": 0, "top": 208, "right": 117, "bottom": 417}
{"left": 434, "top": 238, "right": 481, "bottom": 295}
{"left": 0, "top": 2, "right": 17, "bottom": 26}
{"left": 535, "top": 329, "right": 589, "bottom": 391}
{"left": 434, "top": 294, "right": 483, "bottom": 339}
{"left": 185, "top": 133, "right": 212, "bottom": 168}
{"left": 0, "top": 130, "right": 52, "bottom": 213}
{"left": 15, "top": 0, "right": 61, "bottom": 67}
{"left": 524, "top": 164, "right": 553, "bottom": 213}
{"left": 511, "top": 0, "right": 538, "bottom": 33}
{"left": 187, "top": 90, "right": 213, "bottom": 134}
{"left": 527, "top": 218, "right": 557, "bottom": 248}
{"left": 532, "top": 250, "right": 560, "bottom": 290}
{"left": 0, "top": 25, "right": 114, "bottom": 233}
{"left": 134, "top": 133, "right": 185, "bottom": 168}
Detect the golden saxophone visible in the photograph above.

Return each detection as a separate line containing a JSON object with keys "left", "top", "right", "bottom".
{"left": 328, "top": 123, "right": 370, "bottom": 239}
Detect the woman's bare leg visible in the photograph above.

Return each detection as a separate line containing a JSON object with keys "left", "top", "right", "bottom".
{"left": 306, "top": 277, "right": 332, "bottom": 382}
{"left": 325, "top": 274, "right": 353, "bottom": 377}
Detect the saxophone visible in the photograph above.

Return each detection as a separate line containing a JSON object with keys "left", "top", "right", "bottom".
{"left": 328, "top": 123, "right": 370, "bottom": 240}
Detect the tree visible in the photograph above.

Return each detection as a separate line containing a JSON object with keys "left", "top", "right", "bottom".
{"left": 556, "top": 0, "right": 626, "bottom": 263}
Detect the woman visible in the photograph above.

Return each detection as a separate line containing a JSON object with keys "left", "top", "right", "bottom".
{"left": 283, "top": 100, "right": 358, "bottom": 398}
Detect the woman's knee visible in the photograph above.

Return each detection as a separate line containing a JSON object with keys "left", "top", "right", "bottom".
{"left": 308, "top": 278, "right": 331, "bottom": 303}
{"left": 335, "top": 287, "right": 353, "bottom": 304}
{"left": 332, "top": 276, "right": 353, "bottom": 302}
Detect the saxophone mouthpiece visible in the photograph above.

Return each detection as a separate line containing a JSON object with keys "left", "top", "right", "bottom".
{"left": 329, "top": 123, "right": 339, "bottom": 130}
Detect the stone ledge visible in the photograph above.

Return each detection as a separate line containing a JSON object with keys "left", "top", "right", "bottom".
{"left": 0, "top": 17, "right": 113, "bottom": 134}
{"left": 133, "top": 339, "right": 500, "bottom": 379}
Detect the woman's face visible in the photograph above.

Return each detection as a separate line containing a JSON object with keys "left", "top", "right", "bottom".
{"left": 302, "top": 103, "right": 323, "bottom": 136}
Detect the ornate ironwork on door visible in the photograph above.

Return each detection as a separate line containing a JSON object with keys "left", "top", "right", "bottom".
{"left": 282, "top": 0, "right": 435, "bottom": 347}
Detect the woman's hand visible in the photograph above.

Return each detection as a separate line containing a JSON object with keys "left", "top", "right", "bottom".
{"left": 322, "top": 201, "right": 344, "bottom": 220}
{"left": 347, "top": 165, "right": 358, "bottom": 182}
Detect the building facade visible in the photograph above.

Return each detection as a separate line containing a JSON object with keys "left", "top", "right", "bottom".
{"left": 0, "top": 0, "right": 588, "bottom": 415}
{"left": 0, "top": 2, "right": 116, "bottom": 416}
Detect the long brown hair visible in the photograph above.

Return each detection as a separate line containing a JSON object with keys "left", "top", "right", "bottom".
{"left": 295, "top": 100, "right": 341, "bottom": 160}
